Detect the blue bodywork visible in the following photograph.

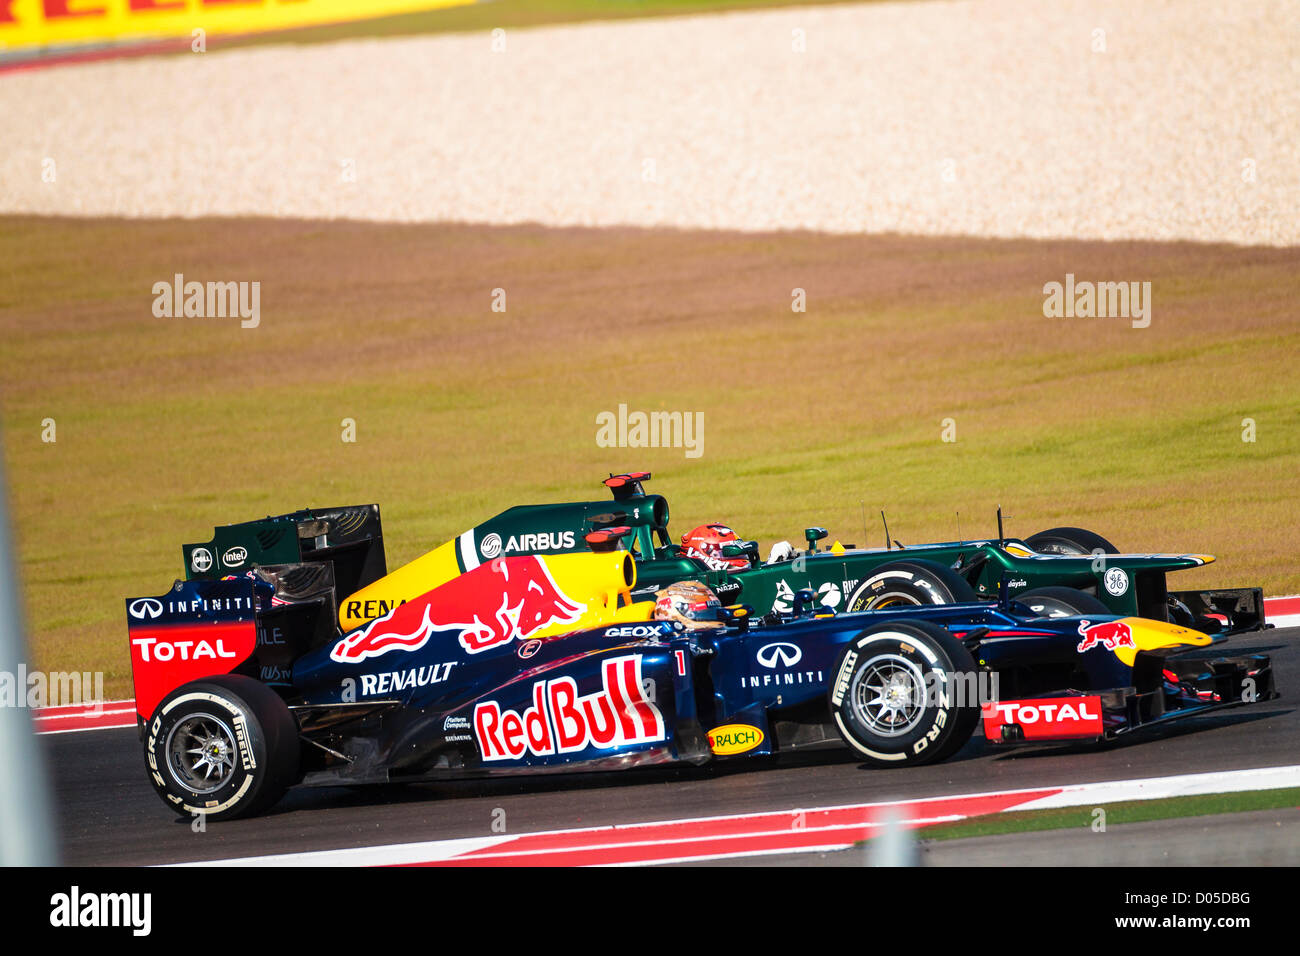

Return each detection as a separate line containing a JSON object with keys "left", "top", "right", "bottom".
{"left": 129, "top": 572, "right": 1270, "bottom": 790}
{"left": 277, "top": 597, "right": 1144, "bottom": 785}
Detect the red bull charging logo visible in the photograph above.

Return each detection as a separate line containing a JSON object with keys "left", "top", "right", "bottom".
{"left": 330, "top": 556, "right": 586, "bottom": 663}
{"left": 1076, "top": 619, "right": 1135, "bottom": 654}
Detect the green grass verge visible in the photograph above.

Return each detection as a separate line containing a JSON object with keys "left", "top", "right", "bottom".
{"left": 210, "top": 0, "right": 890, "bottom": 51}
{"left": 2, "top": 218, "right": 1298, "bottom": 699}
{"left": 901, "top": 787, "right": 1300, "bottom": 844}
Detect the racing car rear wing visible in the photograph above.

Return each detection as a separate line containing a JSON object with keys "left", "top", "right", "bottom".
{"left": 182, "top": 504, "right": 386, "bottom": 603}
{"left": 126, "top": 564, "right": 343, "bottom": 723}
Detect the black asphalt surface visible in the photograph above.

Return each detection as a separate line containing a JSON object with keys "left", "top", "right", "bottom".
{"left": 45, "top": 627, "right": 1300, "bottom": 866}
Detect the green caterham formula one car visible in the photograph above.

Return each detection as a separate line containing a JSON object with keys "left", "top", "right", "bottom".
{"left": 183, "top": 473, "right": 1270, "bottom": 638}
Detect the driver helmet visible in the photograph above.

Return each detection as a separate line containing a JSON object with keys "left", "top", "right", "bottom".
{"left": 681, "top": 523, "right": 750, "bottom": 571}
{"left": 653, "top": 581, "right": 725, "bottom": 631}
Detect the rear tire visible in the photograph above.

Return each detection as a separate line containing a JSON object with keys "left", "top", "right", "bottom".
{"left": 1025, "top": 527, "right": 1119, "bottom": 556}
{"left": 1013, "top": 585, "right": 1111, "bottom": 618}
{"left": 144, "top": 675, "right": 299, "bottom": 821}
{"left": 844, "top": 559, "right": 979, "bottom": 612}
{"left": 829, "top": 620, "right": 981, "bottom": 767}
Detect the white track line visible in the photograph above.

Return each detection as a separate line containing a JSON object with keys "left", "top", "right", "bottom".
{"left": 172, "top": 765, "right": 1300, "bottom": 867}
{"left": 1011, "top": 764, "right": 1300, "bottom": 811}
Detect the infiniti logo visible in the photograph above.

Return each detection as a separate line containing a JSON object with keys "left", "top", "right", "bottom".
{"left": 756, "top": 642, "right": 802, "bottom": 669}
{"left": 128, "top": 598, "right": 163, "bottom": 620}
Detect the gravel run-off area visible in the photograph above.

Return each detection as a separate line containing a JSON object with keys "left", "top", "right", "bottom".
{"left": 1, "top": 0, "right": 1297, "bottom": 244}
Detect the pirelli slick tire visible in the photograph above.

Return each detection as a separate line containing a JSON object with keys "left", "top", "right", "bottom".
{"left": 1013, "top": 585, "right": 1111, "bottom": 619}
{"left": 1025, "top": 527, "right": 1119, "bottom": 556}
{"left": 844, "top": 559, "right": 979, "bottom": 612}
{"left": 829, "top": 621, "right": 980, "bottom": 767}
{"left": 144, "top": 675, "right": 299, "bottom": 821}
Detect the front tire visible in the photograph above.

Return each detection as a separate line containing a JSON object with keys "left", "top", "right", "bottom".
{"left": 844, "top": 559, "right": 979, "bottom": 612}
{"left": 1013, "top": 585, "right": 1111, "bottom": 618}
{"left": 829, "top": 620, "right": 981, "bottom": 767}
{"left": 144, "top": 675, "right": 299, "bottom": 821}
{"left": 1025, "top": 527, "right": 1119, "bottom": 556}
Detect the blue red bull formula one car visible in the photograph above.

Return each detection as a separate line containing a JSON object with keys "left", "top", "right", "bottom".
{"left": 124, "top": 514, "right": 1278, "bottom": 820}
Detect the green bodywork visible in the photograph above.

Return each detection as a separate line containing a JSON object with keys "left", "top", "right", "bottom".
{"left": 445, "top": 479, "right": 1215, "bottom": 621}
{"left": 171, "top": 476, "right": 1265, "bottom": 634}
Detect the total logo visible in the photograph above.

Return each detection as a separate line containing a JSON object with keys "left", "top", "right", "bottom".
{"left": 981, "top": 695, "right": 1104, "bottom": 740}
{"left": 190, "top": 548, "right": 213, "bottom": 573}
{"left": 474, "top": 655, "right": 664, "bottom": 761}
{"left": 131, "top": 636, "right": 240, "bottom": 663}
{"left": 482, "top": 531, "right": 576, "bottom": 557}
{"left": 756, "top": 642, "right": 802, "bottom": 669}
{"left": 223, "top": 546, "right": 249, "bottom": 568}
{"left": 983, "top": 700, "right": 1101, "bottom": 724}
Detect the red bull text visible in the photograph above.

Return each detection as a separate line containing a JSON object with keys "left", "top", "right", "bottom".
{"left": 474, "top": 655, "right": 665, "bottom": 760}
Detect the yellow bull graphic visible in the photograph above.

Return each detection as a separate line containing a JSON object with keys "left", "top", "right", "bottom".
{"left": 339, "top": 548, "right": 655, "bottom": 638}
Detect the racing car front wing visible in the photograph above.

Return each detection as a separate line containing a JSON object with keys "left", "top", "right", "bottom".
{"left": 982, "top": 649, "right": 1276, "bottom": 745}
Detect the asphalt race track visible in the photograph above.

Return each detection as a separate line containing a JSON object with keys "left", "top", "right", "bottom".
{"left": 46, "top": 627, "right": 1299, "bottom": 866}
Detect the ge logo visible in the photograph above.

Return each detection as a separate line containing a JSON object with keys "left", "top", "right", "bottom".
{"left": 480, "top": 533, "right": 503, "bottom": 559}
{"left": 128, "top": 598, "right": 162, "bottom": 620}
{"left": 1103, "top": 567, "right": 1129, "bottom": 596}
{"left": 757, "top": 642, "right": 802, "bottom": 669}
{"left": 191, "top": 548, "right": 213, "bottom": 573}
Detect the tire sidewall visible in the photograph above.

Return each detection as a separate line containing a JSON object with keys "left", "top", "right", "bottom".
{"left": 1014, "top": 586, "right": 1111, "bottom": 618}
{"left": 845, "top": 562, "right": 968, "bottom": 612}
{"left": 1018, "top": 595, "right": 1078, "bottom": 617}
{"left": 145, "top": 684, "right": 272, "bottom": 818}
{"left": 829, "top": 626, "right": 969, "bottom": 764}
{"left": 1025, "top": 527, "right": 1119, "bottom": 556}
{"left": 1027, "top": 536, "right": 1089, "bottom": 556}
